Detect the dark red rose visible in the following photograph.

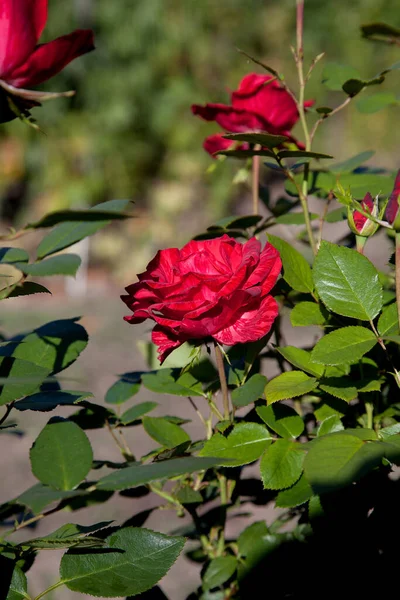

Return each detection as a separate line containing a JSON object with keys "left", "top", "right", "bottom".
{"left": 385, "top": 169, "right": 400, "bottom": 230}
{"left": 192, "top": 73, "right": 314, "bottom": 156}
{"left": 122, "top": 235, "right": 282, "bottom": 363}
{"left": 0, "top": 0, "right": 94, "bottom": 122}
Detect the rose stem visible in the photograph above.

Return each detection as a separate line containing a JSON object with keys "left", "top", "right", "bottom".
{"left": 214, "top": 342, "right": 231, "bottom": 421}
{"left": 396, "top": 232, "right": 400, "bottom": 332}
{"left": 252, "top": 154, "right": 260, "bottom": 215}
{"left": 295, "top": 0, "right": 317, "bottom": 256}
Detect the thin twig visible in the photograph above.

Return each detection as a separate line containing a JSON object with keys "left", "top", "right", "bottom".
{"left": 0, "top": 402, "right": 14, "bottom": 427}
{"left": 214, "top": 343, "right": 231, "bottom": 421}
{"left": 309, "top": 97, "right": 352, "bottom": 145}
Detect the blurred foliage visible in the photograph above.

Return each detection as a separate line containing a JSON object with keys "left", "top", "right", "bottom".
{"left": 1, "top": 0, "right": 400, "bottom": 275}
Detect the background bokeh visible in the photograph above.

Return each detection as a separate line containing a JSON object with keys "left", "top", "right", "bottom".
{"left": 1, "top": 1, "right": 400, "bottom": 598}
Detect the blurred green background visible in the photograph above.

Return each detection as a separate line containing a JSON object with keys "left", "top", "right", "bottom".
{"left": 1, "top": 0, "right": 400, "bottom": 279}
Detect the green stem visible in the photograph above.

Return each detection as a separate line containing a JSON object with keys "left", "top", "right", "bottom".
{"left": 396, "top": 232, "right": 400, "bottom": 332}
{"left": 365, "top": 401, "right": 374, "bottom": 430}
{"left": 0, "top": 402, "right": 14, "bottom": 427}
{"left": 252, "top": 154, "right": 260, "bottom": 215}
{"left": 34, "top": 580, "right": 65, "bottom": 600}
{"left": 214, "top": 343, "right": 231, "bottom": 421}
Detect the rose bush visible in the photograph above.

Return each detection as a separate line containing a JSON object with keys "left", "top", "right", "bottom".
{"left": 122, "top": 235, "right": 281, "bottom": 362}
{"left": 191, "top": 72, "right": 313, "bottom": 155}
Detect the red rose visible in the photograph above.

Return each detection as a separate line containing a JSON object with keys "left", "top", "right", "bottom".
{"left": 192, "top": 73, "right": 313, "bottom": 156}
{"left": 385, "top": 169, "right": 400, "bottom": 230}
{"left": 0, "top": 0, "right": 94, "bottom": 122}
{"left": 348, "top": 192, "right": 378, "bottom": 237}
{"left": 122, "top": 235, "right": 282, "bottom": 363}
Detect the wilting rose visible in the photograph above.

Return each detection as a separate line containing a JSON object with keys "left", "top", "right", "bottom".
{"left": 192, "top": 73, "right": 313, "bottom": 156}
{"left": 122, "top": 235, "right": 282, "bottom": 363}
{"left": 348, "top": 192, "right": 378, "bottom": 238}
{"left": 385, "top": 169, "right": 400, "bottom": 231}
{"left": 0, "top": 0, "right": 94, "bottom": 122}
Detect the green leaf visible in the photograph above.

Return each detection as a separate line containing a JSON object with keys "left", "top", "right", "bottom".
{"left": 267, "top": 234, "right": 313, "bottom": 293}
{"left": 256, "top": 403, "right": 304, "bottom": 438}
{"left": 265, "top": 372, "right": 318, "bottom": 404}
{"left": 275, "top": 474, "right": 313, "bottom": 508}
{"left": 28, "top": 207, "right": 130, "bottom": 229}
{"left": 329, "top": 151, "right": 375, "bottom": 174}
{"left": 316, "top": 171, "right": 394, "bottom": 198}
{"left": 14, "top": 254, "right": 81, "bottom": 277}
{"left": 20, "top": 522, "right": 112, "bottom": 549}
{"left": 260, "top": 439, "right": 305, "bottom": 490}
{"left": 237, "top": 521, "right": 269, "bottom": 557}
{"left": 378, "top": 302, "right": 399, "bottom": 336}
{"left": 361, "top": 22, "right": 400, "bottom": 39}
{"left": 319, "top": 378, "right": 358, "bottom": 401}
{"left": 356, "top": 92, "right": 398, "bottom": 114}
{"left": 378, "top": 424, "right": 400, "bottom": 440}
{"left": 209, "top": 214, "right": 263, "bottom": 230}
{"left": 199, "top": 422, "right": 272, "bottom": 467}
{"left": 105, "top": 373, "right": 141, "bottom": 405}
{"left": 14, "top": 390, "right": 92, "bottom": 412}
{"left": 317, "top": 415, "right": 344, "bottom": 436}
{"left": 325, "top": 207, "right": 347, "bottom": 223}
{"left": 16, "top": 483, "right": 82, "bottom": 514}
{"left": 275, "top": 212, "right": 319, "bottom": 225}
{"left": 0, "top": 357, "right": 49, "bottom": 406}
{"left": 342, "top": 75, "right": 385, "bottom": 97}
{"left": 223, "top": 132, "right": 288, "bottom": 148}
{"left": 120, "top": 402, "right": 158, "bottom": 425}
{"left": 36, "top": 199, "right": 132, "bottom": 259}
{"left": 304, "top": 434, "right": 385, "bottom": 494}
{"left": 176, "top": 486, "right": 202, "bottom": 505}
{"left": 0, "top": 282, "right": 51, "bottom": 299}
{"left": 30, "top": 418, "right": 93, "bottom": 490}
{"left": 97, "top": 457, "right": 227, "bottom": 491}
{"left": 231, "top": 374, "right": 267, "bottom": 407}
{"left": 290, "top": 302, "right": 328, "bottom": 327}
{"left": 203, "top": 556, "right": 237, "bottom": 590}
{"left": 142, "top": 416, "right": 190, "bottom": 448}
{"left": 216, "top": 149, "right": 276, "bottom": 159}
{"left": 9, "top": 318, "right": 88, "bottom": 374}
{"left": 313, "top": 241, "right": 382, "bottom": 320}
{"left": 277, "top": 346, "right": 324, "bottom": 377}
{"left": 311, "top": 326, "right": 377, "bottom": 365}
{"left": 0, "top": 248, "right": 29, "bottom": 265}
{"left": 6, "top": 566, "right": 29, "bottom": 600}
{"left": 277, "top": 150, "right": 333, "bottom": 160}
{"left": 322, "top": 62, "right": 361, "bottom": 90}
{"left": 141, "top": 369, "right": 204, "bottom": 397}
{"left": 60, "top": 527, "right": 185, "bottom": 597}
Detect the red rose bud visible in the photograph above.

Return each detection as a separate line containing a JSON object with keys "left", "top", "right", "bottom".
{"left": 192, "top": 73, "right": 314, "bottom": 156}
{"left": 348, "top": 192, "right": 378, "bottom": 238}
{"left": 385, "top": 169, "right": 400, "bottom": 231}
{"left": 122, "top": 235, "right": 282, "bottom": 363}
{"left": 0, "top": 0, "right": 94, "bottom": 122}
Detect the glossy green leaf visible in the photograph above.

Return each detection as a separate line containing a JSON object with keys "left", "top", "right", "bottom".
{"left": 97, "top": 457, "right": 227, "bottom": 491}
{"left": 14, "top": 390, "right": 92, "bottom": 412}
{"left": 311, "top": 326, "right": 377, "bottom": 365}
{"left": 14, "top": 254, "right": 81, "bottom": 277}
{"left": 267, "top": 234, "right": 313, "bottom": 293}
{"left": 378, "top": 424, "right": 400, "bottom": 440}
{"left": 223, "top": 132, "right": 288, "bottom": 147}
{"left": 0, "top": 357, "right": 49, "bottom": 406}
{"left": 28, "top": 207, "right": 130, "bottom": 229}
{"left": 199, "top": 422, "right": 272, "bottom": 467}
{"left": 313, "top": 241, "right": 382, "bottom": 320}
{"left": 20, "top": 522, "right": 112, "bottom": 549}
{"left": 260, "top": 440, "right": 305, "bottom": 490}
{"left": 237, "top": 521, "right": 269, "bottom": 557}
{"left": 378, "top": 302, "right": 399, "bottom": 336}
{"left": 120, "top": 402, "right": 158, "bottom": 425}
{"left": 216, "top": 149, "right": 276, "bottom": 159}
{"left": 231, "top": 374, "right": 267, "bottom": 407}
{"left": 203, "top": 556, "right": 237, "bottom": 590}
{"left": 141, "top": 369, "right": 204, "bottom": 397}
{"left": 329, "top": 151, "right": 375, "bottom": 173}
{"left": 277, "top": 150, "right": 333, "bottom": 160}
{"left": 0, "top": 248, "right": 29, "bottom": 265}
{"left": 290, "top": 302, "right": 328, "bottom": 327}
{"left": 105, "top": 373, "right": 141, "bottom": 405}
{"left": 322, "top": 62, "right": 361, "bottom": 90}
{"left": 277, "top": 346, "right": 324, "bottom": 377}
{"left": 357, "top": 91, "right": 398, "bottom": 113}
{"left": 6, "top": 566, "right": 29, "bottom": 600}
{"left": 0, "top": 281, "right": 51, "bottom": 299}
{"left": 60, "top": 527, "right": 185, "bottom": 597}
{"left": 275, "top": 474, "right": 313, "bottom": 508}
{"left": 30, "top": 418, "right": 93, "bottom": 490}
{"left": 265, "top": 371, "right": 318, "bottom": 404}
{"left": 256, "top": 403, "right": 304, "bottom": 438}
{"left": 304, "top": 434, "right": 385, "bottom": 494}
{"left": 176, "top": 486, "right": 202, "bottom": 504}
{"left": 36, "top": 199, "right": 132, "bottom": 258}
{"left": 16, "top": 483, "right": 82, "bottom": 514}
{"left": 317, "top": 415, "right": 344, "bottom": 436}
{"left": 142, "top": 416, "right": 190, "bottom": 448}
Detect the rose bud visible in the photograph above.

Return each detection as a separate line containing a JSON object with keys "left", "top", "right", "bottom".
{"left": 122, "top": 235, "right": 282, "bottom": 363}
{"left": 192, "top": 73, "right": 313, "bottom": 156}
{"left": 347, "top": 192, "right": 379, "bottom": 238}
{"left": 385, "top": 169, "right": 400, "bottom": 231}
{"left": 0, "top": 0, "right": 94, "bottom": 123}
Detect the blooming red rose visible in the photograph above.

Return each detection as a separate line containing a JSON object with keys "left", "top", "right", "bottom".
{"left": 192, "top": 73, "right": 313, "bottom": 156}
{"left": 348, "top": 192, "right": 378, "bottom": 237}
{"left": 122, "top": 235, "right": 282, "bottom": 363}
{"left": 385, "top": 169, "right": 400, "bottom": 230}
{"left": 0, "top": 0, "right": 94, "bottom": 122}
